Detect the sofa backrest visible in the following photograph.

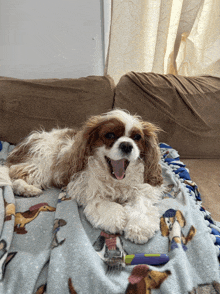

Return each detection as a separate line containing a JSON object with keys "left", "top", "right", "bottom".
{"left": 1, "top": 72, "right": 220, "bottom": 159}
{"left": 114, "top": 72, "right": 220, "bottom": 159}
{"left": 0, "top": 75, "right": 115, "bottom": 144}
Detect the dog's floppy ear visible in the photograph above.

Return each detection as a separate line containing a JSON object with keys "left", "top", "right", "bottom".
{"left": 141, "top": 122, "right": 163, "bottom": 186}
{"left": 160, "top": 217, "right": 169, "bottom": 236}
{"left": 67, "top": 115, "right": 105, "bottom": 178}
{"left": 67, "top": 128, "right": 91, "bottom": 175}
{"left": 175, "top": 210, "right": 186, "bottom": 228}
{"left": 55, "top": 125, "right": 95, "bottom": 186}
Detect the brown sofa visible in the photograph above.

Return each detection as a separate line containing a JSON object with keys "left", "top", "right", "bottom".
{"left": 1, "top": 72, "right": 220, "bottom": 220}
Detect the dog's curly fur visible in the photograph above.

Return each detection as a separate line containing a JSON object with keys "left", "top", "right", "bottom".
{"left": 6, "top": 109, "right": 164, "bottom": 244}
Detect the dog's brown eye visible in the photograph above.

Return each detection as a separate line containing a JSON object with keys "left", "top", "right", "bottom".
{"left": 133, "top": 134, "right": 142, "bottom": 141}
{"left": 105, "top": 132, "right": 115, "bottom": 139}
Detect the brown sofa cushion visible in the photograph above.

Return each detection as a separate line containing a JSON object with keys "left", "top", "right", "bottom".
{"left": 183, "top": 159, "right": 220, "bottom": 221}
{"left": 0, "top": 75, "right": 115, "bottom": 144}
{"left": 114, "top": 72, "right": 220, "bottom": 159}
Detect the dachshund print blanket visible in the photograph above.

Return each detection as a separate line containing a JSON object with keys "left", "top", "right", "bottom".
{"left": 0, "top": 140, "right": 220, "bottom": 294}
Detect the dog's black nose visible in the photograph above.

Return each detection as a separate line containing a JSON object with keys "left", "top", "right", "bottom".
{"left": 119, "top": 142, "right": 133, "bottom": 154}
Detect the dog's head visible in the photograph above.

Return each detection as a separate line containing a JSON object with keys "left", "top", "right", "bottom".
{"left": 69, "top": 109, "right": 163, "bottom": 186}
{"left": 160, "top": 209, "right": 186, "bottom": 236}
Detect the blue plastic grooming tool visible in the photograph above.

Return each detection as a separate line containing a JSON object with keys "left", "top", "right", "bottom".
{"left": 124, "top": 253, "right": 169, "bottom": 266}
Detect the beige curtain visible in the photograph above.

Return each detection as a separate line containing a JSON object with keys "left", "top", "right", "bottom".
{"left": 105, "top": 0, "right": 220, "bottom": 84}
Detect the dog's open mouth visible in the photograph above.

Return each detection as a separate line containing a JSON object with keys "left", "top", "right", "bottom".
{"left": 105, "top": 156, "right": 130, "bottom": 180}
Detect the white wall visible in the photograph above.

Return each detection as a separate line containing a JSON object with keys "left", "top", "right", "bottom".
{"left": 0, "top": 0, "right": 110, "bottom": 79}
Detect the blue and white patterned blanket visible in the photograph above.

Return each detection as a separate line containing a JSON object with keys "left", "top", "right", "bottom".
{"left": 0, "top": 141, "right": 220, "bottom": 294}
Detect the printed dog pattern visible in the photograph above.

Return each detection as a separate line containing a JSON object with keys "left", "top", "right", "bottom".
{"left": 35, "top": 284, "right": 47, "bottom": 294}
{"left": 68, "top": 278, "right": 78, "bottom": 294}
{"left": 4, "top": 199, "right": 15, "bottom": 221}
{"left": 163, "top": 184, "right": 181, "bottom": 199}
{"left": 57, "top": 187, "right": 71, "bottom": 203}
{"left": 184, "top": 180, "right": 201, "bottom": 200}
{"left": 0, "top": 240, "right": 17, "bottom": 281}
{"left": 160, "top": 209, "right": 196, "bottom": 251}
{"left": 14, "top": 202, "right": 56, "bottom": 234}
{"left": 125, "top": 264, "right": 171, "bottom": 294}
{"left": 51, "top": 218, "right": 67, "bottom": 249}
{"left": 189, "top": 281, "right": 220, "bottom": 293}
{"left": 35, "top": 279, "right": 78, "bottom": 293}
{"left": 93, "top": 231, "right": 127, "bottom": 271}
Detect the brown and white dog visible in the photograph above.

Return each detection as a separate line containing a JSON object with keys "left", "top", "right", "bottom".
{"left": 5, "top": 109, "right": 164, "bottom": 244}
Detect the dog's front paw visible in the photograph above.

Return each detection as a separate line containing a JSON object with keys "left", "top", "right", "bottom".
{"left": 85, "top": 202, "right": 127, "bottom": 234}
{"left": 124, "top": 214, "right": 159, "bottom": 244}
{"left": 124, "top": 224, "right": 150, "bottom": 244}
{"left": 101, "top": 203, "right": 127, "bottom": 234}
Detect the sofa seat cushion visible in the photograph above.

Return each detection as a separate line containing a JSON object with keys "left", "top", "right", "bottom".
{"left": 114, "top": 72, "right": 220, "bottom": 159}
{"left": 183, "top": 159, "right": 220, "bottom": 221}
{"left": 0, "top": 75, "right": 115, "bottom": 144}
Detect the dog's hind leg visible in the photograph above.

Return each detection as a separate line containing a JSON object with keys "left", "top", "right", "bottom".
{"left": 12, "top": 179, "right": 42, "bottom": 197}
{"left": 0, "top": 165, "right": 42, "bottom": 197}
{"left": 8, "top": 164, "right": 43, "bottom": 197}
{"left": 0, "top": 166, "right": 12, "bottom": 187}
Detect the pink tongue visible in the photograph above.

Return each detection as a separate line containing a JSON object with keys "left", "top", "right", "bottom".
{"left": 110, "top": 159, "right": 125, "bottom": 180}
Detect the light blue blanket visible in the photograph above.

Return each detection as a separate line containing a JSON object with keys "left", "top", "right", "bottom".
{"left": 0, "top": 141, "right": 220, "bottom": 294}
